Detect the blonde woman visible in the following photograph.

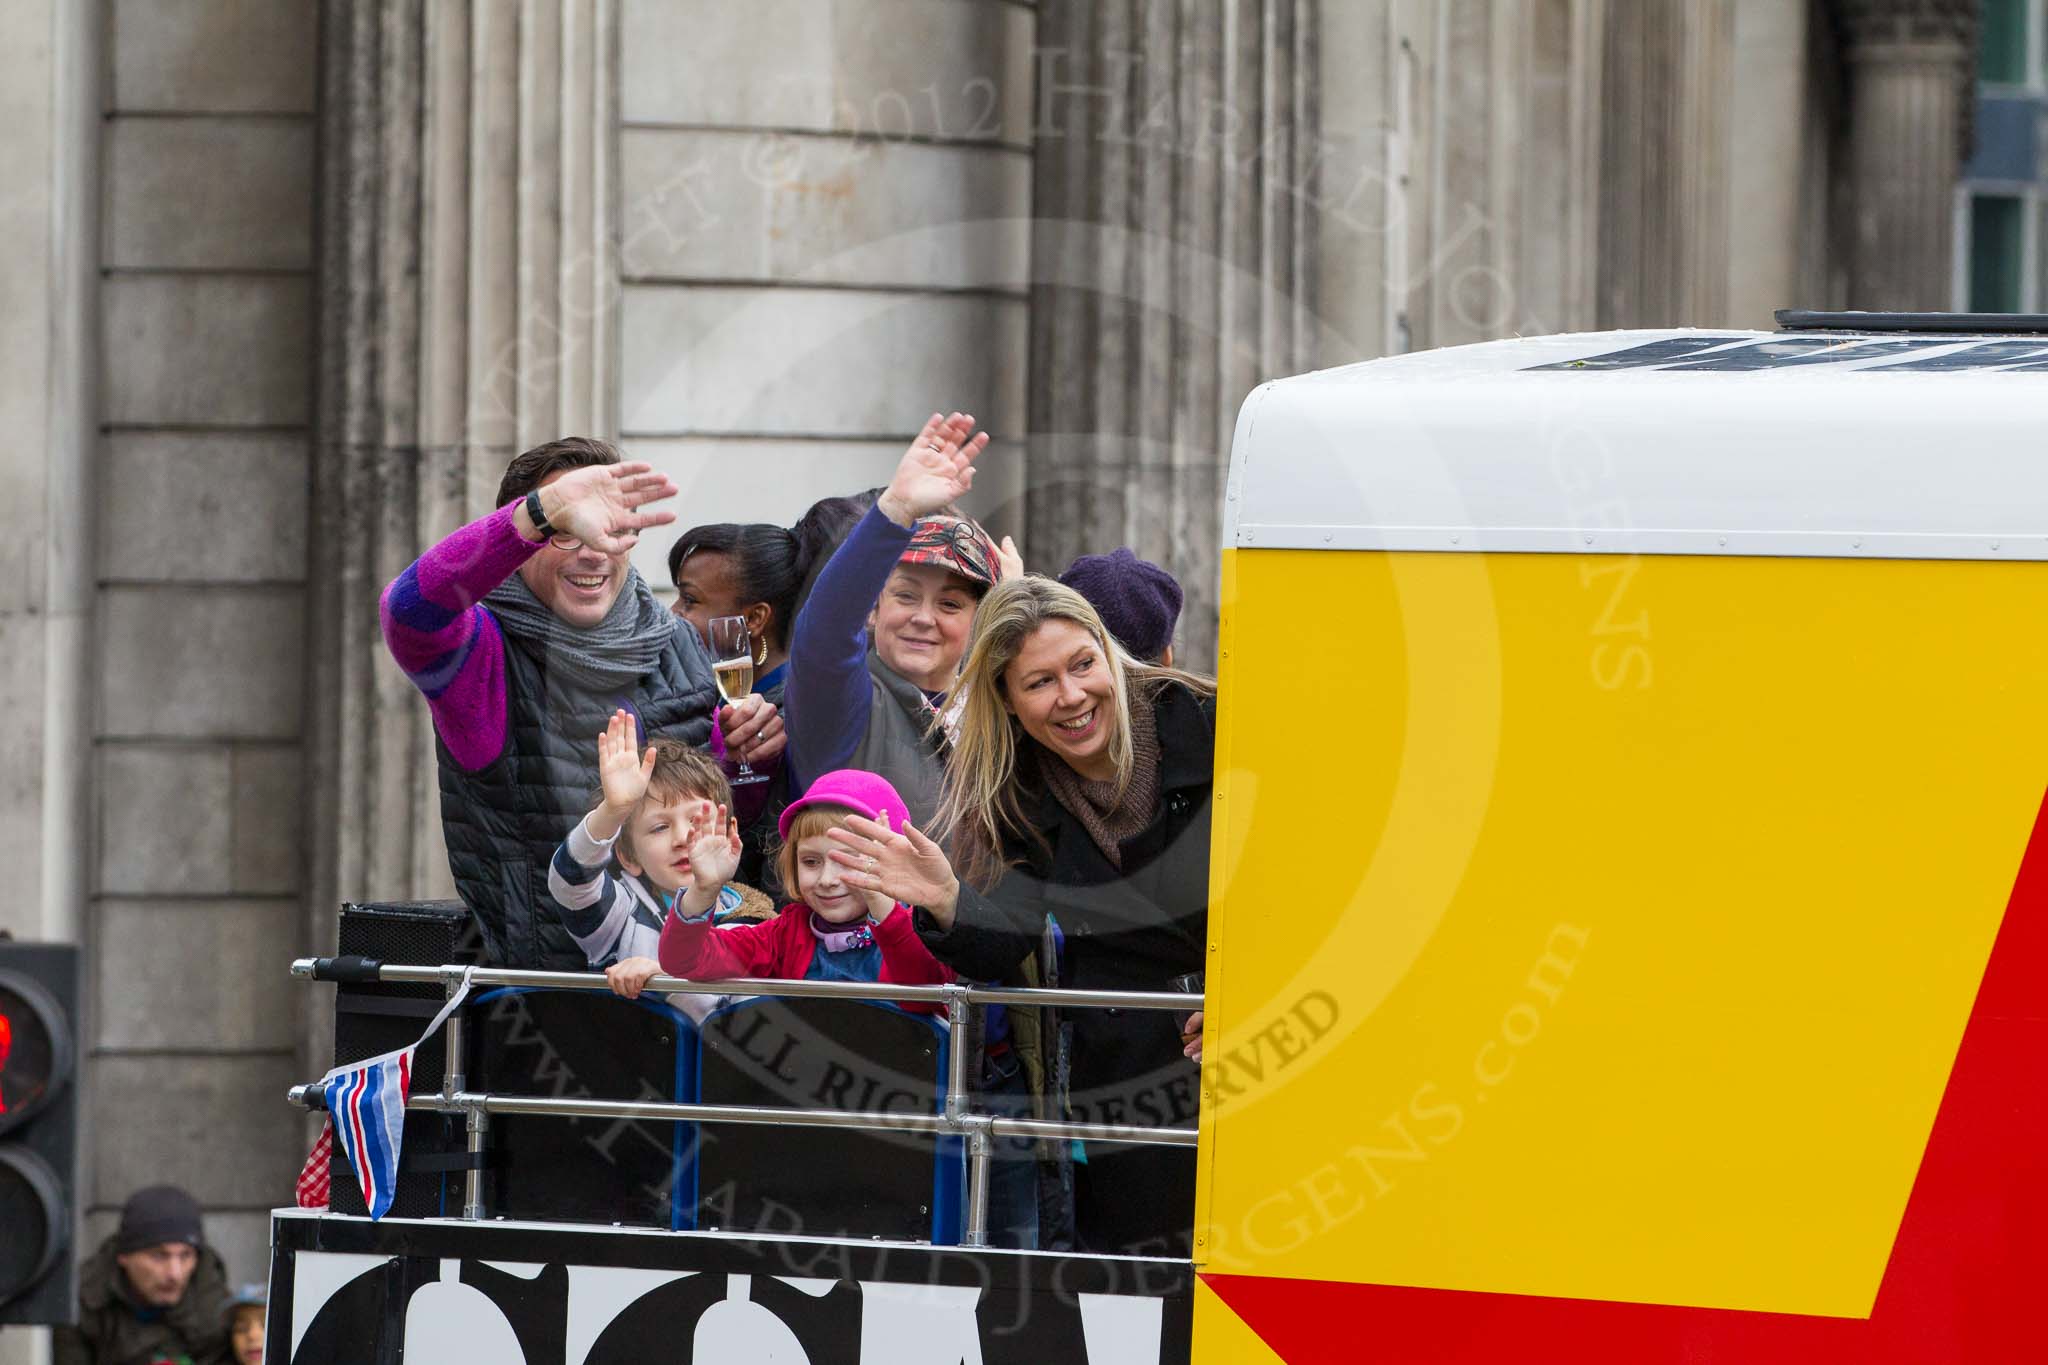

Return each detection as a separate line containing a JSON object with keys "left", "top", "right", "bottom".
{"left": 828, "top": 576, "right": 1216, "bottom": 1256}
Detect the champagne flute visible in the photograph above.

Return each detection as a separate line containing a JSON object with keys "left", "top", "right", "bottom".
{"left": 707, "top": 615, "right": 768, "bottom": 787}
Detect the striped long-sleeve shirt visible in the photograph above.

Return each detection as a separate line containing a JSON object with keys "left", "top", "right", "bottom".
{"left": 546, "top": 812, "right": 758, "bottom": 967}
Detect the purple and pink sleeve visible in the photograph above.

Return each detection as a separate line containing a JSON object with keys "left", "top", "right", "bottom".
{"left": 379, "top": 502, "right": 544, "bottom": 771}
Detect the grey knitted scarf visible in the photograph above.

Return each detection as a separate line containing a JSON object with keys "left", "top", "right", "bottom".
{"left": 485, "top": 566, "right": 680, "bottom": 690}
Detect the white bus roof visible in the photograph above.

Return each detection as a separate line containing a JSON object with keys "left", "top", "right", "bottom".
{"left": 1224, "top": 328, "right": 2048, "bottom": 561}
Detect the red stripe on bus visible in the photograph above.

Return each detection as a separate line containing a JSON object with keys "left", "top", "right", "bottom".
{"left": 1203, "top": 786, "right": 2048, "bottom": 1363}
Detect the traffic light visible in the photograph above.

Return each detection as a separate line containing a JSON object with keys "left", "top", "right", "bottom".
{"left": 0, "top": 941, "right": 80, "bottom": 1326}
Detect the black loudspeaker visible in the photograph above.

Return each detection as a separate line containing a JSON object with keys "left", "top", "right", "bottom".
{"left": 328, "top": 901, "right": 480, "bottom": 1219}
{"left": 472, "top": 989, "right": 697, "bottom": 1229}
{"left": 693, "top": 998, "right": 958, "bottom": 1243}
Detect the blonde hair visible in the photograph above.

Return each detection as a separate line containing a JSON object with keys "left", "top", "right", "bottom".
{"left": 933, "top": 575, "right": 1214, "bottom": 888}
{"left": 773, "top": 802, "right": 855, "bottom": 900}
{"left": 612, "top": 738, "right": 733, "bottom": 869}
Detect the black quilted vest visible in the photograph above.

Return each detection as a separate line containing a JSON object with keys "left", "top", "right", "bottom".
{"left": 436, "top": 616, "right": 718, "bottom": 968}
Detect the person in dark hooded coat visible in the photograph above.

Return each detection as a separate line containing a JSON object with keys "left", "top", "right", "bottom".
{"left": 52, "top": 1185, "right": 232, "bottom": 1365}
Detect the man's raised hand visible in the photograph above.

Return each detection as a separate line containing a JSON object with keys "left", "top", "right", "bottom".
{"left": 531, "top": 461, "right": 679, "bottom": 553}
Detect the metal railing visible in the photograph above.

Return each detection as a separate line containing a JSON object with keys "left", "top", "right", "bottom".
{"left": 288, "top": 958, "right": 1201, "bottom": 1248}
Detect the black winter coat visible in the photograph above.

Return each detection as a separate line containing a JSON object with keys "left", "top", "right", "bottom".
{"left": 916, "top": 680, "right": 1213, "bottom": 1255}
{"left": 436, "top": 620, "right": 718, "bottom": 968}
{"left": 50, "top": 1238, "right": 232, "bottom": 1365}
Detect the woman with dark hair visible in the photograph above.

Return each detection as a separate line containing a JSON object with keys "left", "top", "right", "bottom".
{"left": 670, "top": 523, "right": 809, "bottom": 706}
{"left": 788, "top": 492, "right": 875, "bottom": 622}
{"left": 668, "top": 493, "right": 892, "bottom": 705}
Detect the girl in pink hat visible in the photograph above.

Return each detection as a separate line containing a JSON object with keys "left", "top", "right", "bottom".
{"left": 655, "top": 768, "right": 955, "bottom": 1012}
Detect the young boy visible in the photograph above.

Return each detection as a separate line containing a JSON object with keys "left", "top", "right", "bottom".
{"left": 225, "top": 1283, "right": 266, "bottom": 1365}
{"left": 546, "top": 711, "right": 771, "bottom": 1000}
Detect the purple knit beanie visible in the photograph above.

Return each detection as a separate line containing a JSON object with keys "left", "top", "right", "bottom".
{"left": 1058, "top": 547, "right": 1183, "bottom": 662}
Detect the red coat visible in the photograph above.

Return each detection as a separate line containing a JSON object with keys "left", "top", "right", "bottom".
{"left": 657, "top": 903, "right": 955, "bottom": 1014}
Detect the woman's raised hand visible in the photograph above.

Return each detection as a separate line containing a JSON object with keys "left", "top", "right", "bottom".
{"left": 529, "top": 461, "right": 679, "bottom": 553}
{"left": 597, "top": 709, "right": 655, "bottom": 818}
{"left": 686, "top": 801, "right": 743, "bottom": 897}
{"left": 876, "top": 412, "right": 989, "bottom": 529}
{"left": 719, "top": 694, "right": 786, "bottom": 765}
{"left": 858, "top": 883, "right": 899, "bottom": 922}
{"left": 826, "top": 815, "right": 961, "bottom": 927}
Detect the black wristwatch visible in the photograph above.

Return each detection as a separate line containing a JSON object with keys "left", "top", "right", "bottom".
{"left": 524, "top": 489, "right": 558, "bottom": 539}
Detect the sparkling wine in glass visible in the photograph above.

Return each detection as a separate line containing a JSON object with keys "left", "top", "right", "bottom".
{"left": 708, "top": 615, "right": 768, "bottom": 786}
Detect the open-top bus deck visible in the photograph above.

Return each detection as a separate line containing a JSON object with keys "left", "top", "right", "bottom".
{"left": 275, "top": 321, "right": 2048, "bottom": 1364}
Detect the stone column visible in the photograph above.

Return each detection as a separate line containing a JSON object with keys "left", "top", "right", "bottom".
{"left": 1026, "top": 0, "right": 1318, "bottom": 669}
{"left": 0, "top": 2, "right": 94, "bottom": 1356}
{"left": 1375, "top": 0, "right": 1607, "bottom": 352}
{"left": 1833, "top": 0, "right": 1976, "bottom": 310}
{"left": 0, "top": 0, "right": 96, "bottom": 960}
{"left": 1726, "top": 0, "right": 1813, "bottom": 327}
{"left": 307, "top": 0, "right": 616, "bottom": 1059}
{"left": 1597, "top": 0, "right": 1736, "bottom": 326}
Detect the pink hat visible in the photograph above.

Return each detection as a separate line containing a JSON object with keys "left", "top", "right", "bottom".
{"left": 777, "top": 768, "right": 911, "bottom": 839}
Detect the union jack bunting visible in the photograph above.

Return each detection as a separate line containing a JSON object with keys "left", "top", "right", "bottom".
{"left": 314, "top": 969, "right": 474, "bottom": 1220}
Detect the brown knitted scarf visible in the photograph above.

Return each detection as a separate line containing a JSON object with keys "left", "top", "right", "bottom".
{"left": 1038, "top": 690, "right": 1162, "bottom": 870}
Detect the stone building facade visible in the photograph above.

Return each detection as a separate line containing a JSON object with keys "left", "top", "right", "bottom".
{"left": 0, "top": 2, "right": 1978, "bottom": 1356}
{"left": 1957, "top": 0, "right": 2048, "bottom": 308}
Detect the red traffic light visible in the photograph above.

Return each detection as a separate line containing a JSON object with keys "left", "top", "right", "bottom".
{"left": 0, "top": 948, "right": 79, "bottom": 1324}
{"left": 0, "top": 972, "right": 70, "bottom": 1136}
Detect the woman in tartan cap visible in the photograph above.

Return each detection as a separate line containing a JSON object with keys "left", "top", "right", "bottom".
{"left": 783, "top": 413, "right": 1007, "bottom": 830}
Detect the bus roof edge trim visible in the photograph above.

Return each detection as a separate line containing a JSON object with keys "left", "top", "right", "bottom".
{"left": 1224, "top": 330, "right": 2048, "bottom": 561}
{"left": 1230, "top": 525, "right": 2048, "bottom": 561}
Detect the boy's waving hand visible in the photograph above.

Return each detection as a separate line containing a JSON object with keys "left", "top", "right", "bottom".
{"left": 593, "top": 709, "right": 655, "bottom": 840}
{"left": 686, "top": 802, "right": 742, "bottom": 900}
